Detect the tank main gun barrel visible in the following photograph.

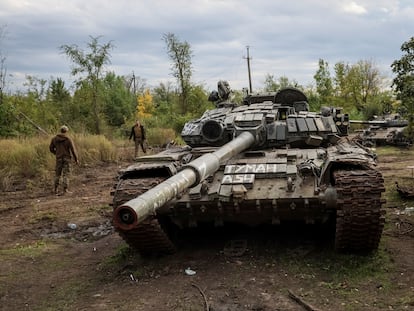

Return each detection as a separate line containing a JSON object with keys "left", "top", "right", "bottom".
{"left": 349, "top": 120, "right": 386, "bottom": 125}
{"left": 350, "top": 119, "right": 408, "bottom": 127}
{"left": 113, "top": 131, "right": 255, "bottom": 230}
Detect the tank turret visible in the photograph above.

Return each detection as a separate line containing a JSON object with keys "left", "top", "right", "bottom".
{"left": 111, "top": 86, "right": 386, "bottom": 255}
{"left": 182, "top": 87, "right": 349, "bottom": 148}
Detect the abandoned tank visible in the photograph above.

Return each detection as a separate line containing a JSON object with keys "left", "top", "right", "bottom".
{"left": 111, "top": 85, "right": 386, "bottom": 255}
{"left": 350, "top": 114, "right": 412, "bottom": 147}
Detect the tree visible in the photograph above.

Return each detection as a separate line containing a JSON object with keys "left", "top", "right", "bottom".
{"left": 47, "top": 78, "right": 72, "bottom": 128}
{"left": 348, "top": 60, "right": 381, "bottom": 112}
{"left": 124, "top": 73, "right": 147, "bottom": 96}
{"left": 136, "top": 89, "right": 154, "bottom": 120}
{"left": 163, "top": 33, "right": 193, "bottom": 114}
{"left": 187, "top": 84, "right": 212, "bottom": 116}
{"left": 0, "top": 25, "right": 8, "bottom": 105}
{"left": 152, "top": 82, "right": 175, "bottom": 116}
{"left": 333, "top": 62, "right": 348, "bottom": 98}
{"left": 329, "top": 60, "right": 383, "bottom": 118}
{"left": 24, "top": 75, "right": 47, "bottom": 101}
{"left": 313, "top": 59, "right": 334, "bottom": 103}
{"left": 263, "top": 74, "right": 299, "bottom": 92}
{"left": 60, "top": 36, "right": 114, "bottom": 134}
{"left": 263, "top": 74, "right": 280, "bottom": 92}
{"left": 102, "top": 72, "right": 135, "bottom": 127}
{"left": 49, "top": 78, "right": 70, "bottom": 104}
{"left": 21, "top": 75, "right": 58, "bottom": 132}
{"left": 391, "top": 37, "right": 414, "bottom": 138}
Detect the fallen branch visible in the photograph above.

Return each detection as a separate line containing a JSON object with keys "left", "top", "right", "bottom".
{"left": 191, "top": 282, "right": 210, "bottom": 311}
{"left": 17, "top": 112, "right": 49, "bottom": 136}
{"left": 288, "top": 289, "right": 323, "bottom": 311}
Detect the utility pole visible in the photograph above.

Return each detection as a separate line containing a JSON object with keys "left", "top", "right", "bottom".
{"left": 244, "top": 46, "right": 253, "bottom": 93}
{"left": 131, "top": 71, "right": 136, "bottom": 95}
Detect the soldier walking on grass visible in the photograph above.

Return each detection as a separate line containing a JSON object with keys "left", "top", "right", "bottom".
{"left": 49, "top": 125, "right": 79, "bottom": 195}
{"left": 129, "top": 120, "right": 147, "bottom": 158}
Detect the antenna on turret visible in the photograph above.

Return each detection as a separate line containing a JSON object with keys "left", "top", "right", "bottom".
{"left": 244, "top": 46, "right": 253, "bottom": 94}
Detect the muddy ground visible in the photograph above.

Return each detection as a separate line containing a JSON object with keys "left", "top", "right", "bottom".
{"left": 0, "top": 146, "right": 413, "bottom": 311}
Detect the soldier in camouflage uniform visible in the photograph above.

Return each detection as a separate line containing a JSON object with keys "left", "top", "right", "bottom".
{"left": 49, "top": 125, "right": 79, "bottom": 195}
{"left": 129, "top": 120, "right": 147, "bottom": 158}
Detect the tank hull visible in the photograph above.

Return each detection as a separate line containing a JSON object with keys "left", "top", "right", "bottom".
{"left": 112, "top": 140, "right": 385, "bottom": 254}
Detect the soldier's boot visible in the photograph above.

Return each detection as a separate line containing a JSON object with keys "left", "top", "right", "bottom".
{"left": 63, "top": 187, "right": 72, "bottom": 195}
{"left": 54, "top": 185, "right": 58, "bottom": 195}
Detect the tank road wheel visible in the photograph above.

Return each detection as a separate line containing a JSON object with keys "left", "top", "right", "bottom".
{"left": 112, "top": 177, "right": 176, "bottom": 255}
{"left": 333, "top": 170, "right": 385, "bottom": 252}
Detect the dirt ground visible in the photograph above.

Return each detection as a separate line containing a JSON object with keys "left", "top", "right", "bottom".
{"left": 0, "top": 146, "right": 413, "bottom": 311}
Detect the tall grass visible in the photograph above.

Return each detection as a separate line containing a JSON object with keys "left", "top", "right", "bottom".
{"left": 146, "top": 127, "right": 178, "bottom": 146}
{"left": 0, "top": 134, "right": 117, "bottom": 191}
{"left": 73, "top": 133, "right": 118, "bottom": 164}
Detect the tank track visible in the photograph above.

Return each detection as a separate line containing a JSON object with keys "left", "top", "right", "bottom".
{"left": 333, "top": 169, "right": 386, "bottom": 252}
{"left": 112, "top": 178, "right": 176, "bottom": 255}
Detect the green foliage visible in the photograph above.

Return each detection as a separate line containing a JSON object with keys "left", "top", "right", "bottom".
{"left": 391, "top": 37, "right": 414, "bottom": 94}
{"left": 277, "top": 244, "right": 392, "bottom": 299}
{"left": 47, "top": 77, "right": 73, "bottom": 127}
{"left": 69, "top": 78, "right": 129, "bottom": 137}
{"left": 146, "top": 128, "right": 177, "bottom": 146}
{"left": 311, "top": 59, "right": 387, "bottom": 120}
{"left": 304, "top": 88, "right": 322, "bottom": 112}
{"left": 152, "top": 82, "right": 177, "bottom": 121}
{"left": 102, "top": 72, "right": 135, "bottom": 127}
{"left": 313, "top": 59, "right": 334, "bottom": 103}
{"left": 187, "top": 84, "right": 213, "bottom": 115}
{"left": 102, "top": 243, "right": 134, "bottom": 266}
{"left": 149, "top": 112, "right": 192, "bottom": 135}
{"left": 231, "top": 89, "right": 246, "bottom": 104}
{"left": 263, "top": 74, "right": 280, "bottom": 92}
{"left": 0, "top": 240, "right": 49, "bottom": 257}
{"left": 163, "top": 33, "right": 193, "bottom": 114}
{"left": 391, "top": 36, "right": 414, "bottom": 139}
{"left": 263, "top": 74, "right": 301, "bottom": 92}
{"left": 362, "top": 92, "right": 394, "bottom": 120}
{"left": 148, "top": 81, "right": 212, "bottom": 135}
{"left": 60, "top": 36, "right": 114, "bottom": 134}
{"left": 0, "top": 95, "right": 21, "bottom": 136}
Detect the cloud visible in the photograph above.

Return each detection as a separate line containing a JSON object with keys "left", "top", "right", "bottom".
{"left": 343, "top": 1, "right": 367, "bottom": 15}
{"left": 0, "top": 0, "right": 413, "bottom": 93}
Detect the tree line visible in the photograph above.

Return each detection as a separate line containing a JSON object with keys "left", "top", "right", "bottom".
{"left": 0, "top": 30, "right": 413, "bottom": 141}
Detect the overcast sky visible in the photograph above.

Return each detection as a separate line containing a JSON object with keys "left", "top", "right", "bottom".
{"left": 1, "top": 0, "right": 413, "bottom": 93}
